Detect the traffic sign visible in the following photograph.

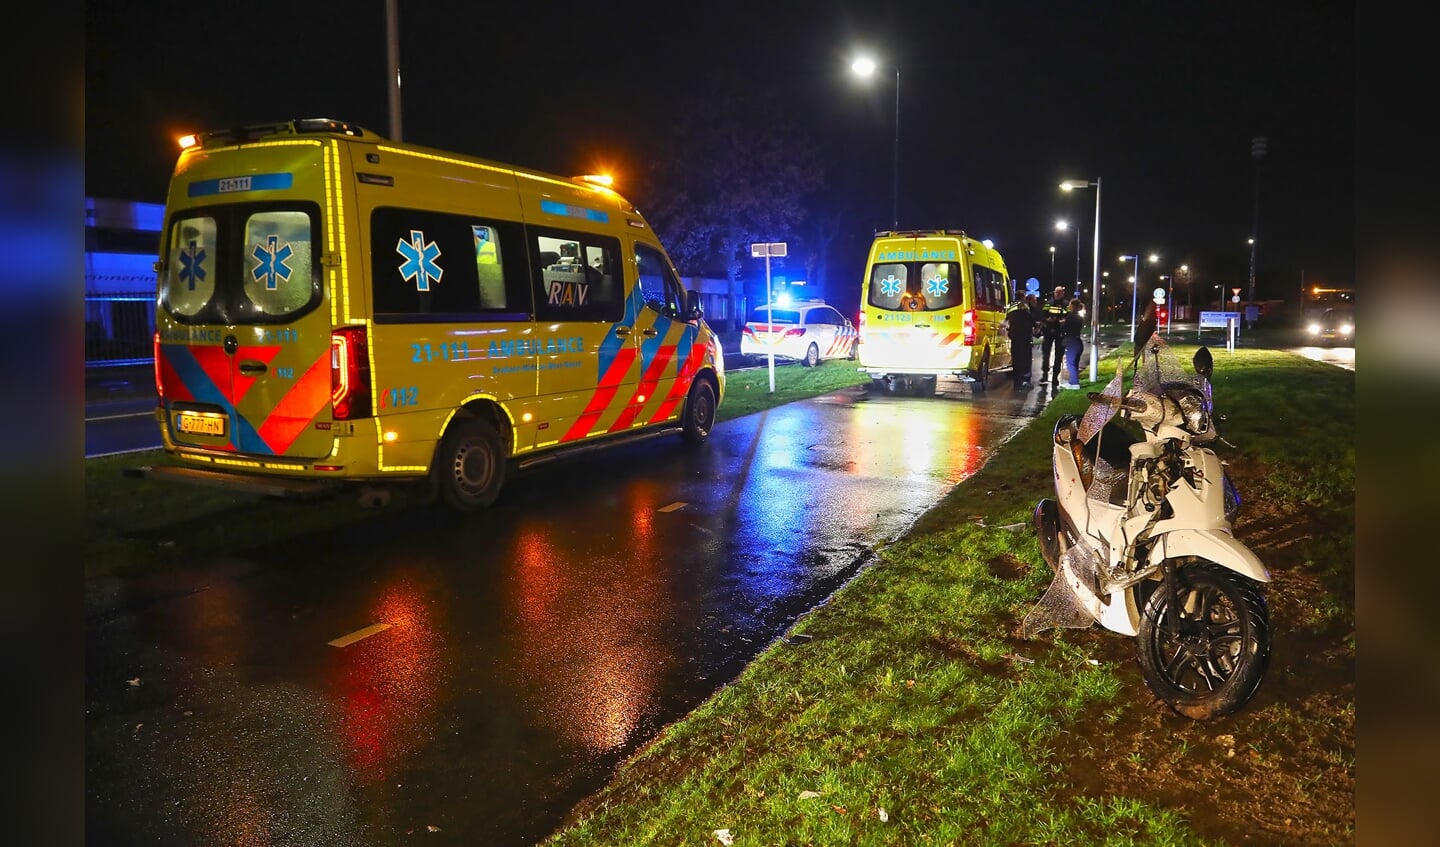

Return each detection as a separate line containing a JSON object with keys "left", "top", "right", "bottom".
{"left": 1153, "top": 287, "right": 1166, "bottom": 304}
{"left": 751, "top": 242, "right": 787, "bottom": 257}
{"left": 1232, "top": 294, "right": 1240, "bottom": 303}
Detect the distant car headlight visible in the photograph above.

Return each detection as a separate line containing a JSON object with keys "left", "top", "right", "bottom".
{"left": 1307, "top": 322, "right": 1320, "bottom": 334}
{"left": 1340, "top": 323, "right": 1353, "bottom": 335}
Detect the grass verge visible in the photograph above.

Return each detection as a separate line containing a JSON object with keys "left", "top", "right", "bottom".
{"left": 541, "top": 344, "right": 1354, "bottom": 846}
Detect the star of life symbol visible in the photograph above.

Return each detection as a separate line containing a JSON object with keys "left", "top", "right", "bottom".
{"left": 879, "top": 275, "right": 903, "bottom": 297}
{"left": 924, "top": 276, "right": 949, "bottom": 298}
{"left": 179, "top": 239, "right": 207, "bottom": 291}
{"left": 250, "top": 234, "right": 294, "bottom": 290}
{"left": 397, "top": 229, "right": 443, "bottom": 291}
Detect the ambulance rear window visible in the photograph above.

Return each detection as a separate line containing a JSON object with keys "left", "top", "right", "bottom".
{"left": 161, "top": 203, "right": 322, "bottom": 325}
{"left": 867, "top": 261, "right": 964, "bottom": 311}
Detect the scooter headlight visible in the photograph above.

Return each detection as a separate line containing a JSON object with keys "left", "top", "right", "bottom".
{"left": 1175, "top": 388, "right": 1211, "bottom": 436}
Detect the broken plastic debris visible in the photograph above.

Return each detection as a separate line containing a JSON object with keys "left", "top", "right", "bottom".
{"left": 126, "top": 677, "right": 141, "bottom": 687}
{"left": 798, "top": 790, "right": 822, "bottom": 799}
{"left": 831, "top": 805, "right": 847, "bottom": 815}
{"left": 998, "top": 522, "right": 1027, "bottom": 531}
{"left": 878, "top": 807, "right": 890, "bottom": 823}
{"left": 713, "top": 828, "right": 734, "bottom": 845}
{"left": 426, "top": 824, "right": 441, "bottom": 833}
{"left": 1087, "top": 658, "right": 1100, "bottom": 666}
{"left": 1006, "top": 653, "right": 1036, "bottom": 664}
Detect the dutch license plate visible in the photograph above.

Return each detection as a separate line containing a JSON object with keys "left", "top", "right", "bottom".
{"left": 176, "top": 412, "right": 227, "bottom": 437}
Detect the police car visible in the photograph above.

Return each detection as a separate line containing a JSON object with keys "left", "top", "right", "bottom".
{"left": 740, "top": 300, "right": 858, "bottom": 367}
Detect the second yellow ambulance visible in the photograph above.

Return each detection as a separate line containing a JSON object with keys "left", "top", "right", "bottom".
{"left": 856, "top": 229, "right": 1015, "bottom": 391}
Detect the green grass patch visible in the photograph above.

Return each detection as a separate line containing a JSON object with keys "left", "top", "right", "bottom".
{"left": 718, "top": 360, "right": 870, "bottom": 422}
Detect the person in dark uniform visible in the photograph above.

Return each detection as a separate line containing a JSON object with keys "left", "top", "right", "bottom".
{"left": 1039, "top": 285, "right": 1068, "bottom": 384}
{"left": 1005, "top": 295, "right": 1036, "bottom": 389}
{"left": 1060, "top": 297, "right": 1086, "bottom": 389}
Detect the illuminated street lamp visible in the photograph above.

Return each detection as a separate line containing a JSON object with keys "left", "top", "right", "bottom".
{"left": 1049, "top": 245, "right": 1056, "bottom": 290}
{"left": 851, "top": 54, "right": 901, "bottom": 230}
{"left": 1055, "top": 220, "right": 1080, "bottom": 296}
{"left": 1060, "top": 179, "right": 1101, "bottom": 382}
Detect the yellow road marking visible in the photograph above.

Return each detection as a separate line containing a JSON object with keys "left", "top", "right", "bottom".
{"left": 328, "top": 623, "right": 392, "bottom": 647}
{"left": 658, "top": 501, "right": 688, "bottom": 513}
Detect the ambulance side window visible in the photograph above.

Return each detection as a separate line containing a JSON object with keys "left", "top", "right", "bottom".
{"left": 530, "top": 227, "right": 624, "bottom": 322}
{"left": 634, "top": 244, "right": 684, "bottom": 318}
{"left": 370, "top": 208, "right": 530, "bottom": 322}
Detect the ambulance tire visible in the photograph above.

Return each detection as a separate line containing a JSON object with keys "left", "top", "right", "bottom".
{"left": 802, "top": 343, "right": 820, "bottom": 368}
{"left": 681, "top": 377, "right": 717, "bottom": 445}
{"left": 972, "top": 350, "right": 990, "bottom": 393}
{"left": 435, "top": 417, "right": 506, "bottom": 512}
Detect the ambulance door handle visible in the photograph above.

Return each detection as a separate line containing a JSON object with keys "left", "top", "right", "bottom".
{"left": 641, "top": 328, "right": 659, "bottom": 337}
{"left": 238, "top": 360, "right": 268, "bottom": 375}
{"left": 614, "top": 327, "right": 632, "bottom": 337}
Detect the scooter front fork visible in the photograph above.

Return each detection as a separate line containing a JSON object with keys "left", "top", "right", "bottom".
{"left": 1034, "top": 498, "right": 1061, "bottom": 575}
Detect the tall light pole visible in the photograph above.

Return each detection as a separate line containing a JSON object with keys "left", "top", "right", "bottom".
{"left": 1248, "top": 137, "right": 1266, "bottom": 317}
{"left": 1169, "top": 264, "right": 1188, "bottom": 327}
{"left": 1060, "top": 179, "right": 1101, "bottom": 382}
{"left": 851, "top": 55, "right": 901, "bottom": 230}
{"left": 1049, "top": 245, "right": 1056, "bottom": 291}
{"left": 385, "top": 0, "right": 402, "bottom": 140}
{"left": 1055, "top": 220, "right": 1080, "bottom": 296}
{"left": 1120, "top": 254, "right": 1141, "bottom": 342}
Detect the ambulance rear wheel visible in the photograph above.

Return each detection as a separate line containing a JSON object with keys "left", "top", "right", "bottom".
{"left": 435, "top": 417, "right": 506, "bottom": 512}
{"left": 682, "top": 377, "right": 717, "bottom": 445}
{"left": 802, "top": 343, "right": 820, "bottom": 367}
{"left": 972, "top": 350, "right": 990, "bottom": 392}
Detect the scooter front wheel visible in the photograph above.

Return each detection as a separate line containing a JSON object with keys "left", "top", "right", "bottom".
{"left": 1136, "top": 563, "right": 1270, "bottom": 720}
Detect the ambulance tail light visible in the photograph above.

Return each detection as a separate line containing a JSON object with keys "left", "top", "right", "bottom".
{"left": 153, "top": 332, "right": 164, "bottom": 400}
{"left": 741, "top": 324, "right": 756, "bottom": 338}
{"left": 331, "top": 327, "right": 371, "bottom": 420}
{"left": 963, "top": 310, "right": 976, "bottom": 345}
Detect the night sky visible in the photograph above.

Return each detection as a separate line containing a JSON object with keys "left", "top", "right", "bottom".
{"left": 84, "top": 0, "right": 1355, "bottom": 302}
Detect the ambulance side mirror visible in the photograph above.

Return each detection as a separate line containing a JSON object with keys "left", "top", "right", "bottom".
{"left": 684, "top": 289, "right": 704, "bottom": 322}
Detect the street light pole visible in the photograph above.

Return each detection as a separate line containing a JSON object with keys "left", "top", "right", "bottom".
{"left": 1055, "top": 220, "right": 1080, "bottom": 297}
{"left": 850, "top": 55, "right": 901, "bottom": 230}
{"left": 385, "top": 0, "right": 402, "bottom": 140}
{"left": 891, "top": 66, "right": 900, "bottom": 230}
{"left": 1060, "top": 178, "right": 1102, "bottom": 383}
{"left": 1049, "top": 245, "right": 1056, "bottom": 291}
{"left": 1121, "top": 254, "right": 1141, "bottom": 342}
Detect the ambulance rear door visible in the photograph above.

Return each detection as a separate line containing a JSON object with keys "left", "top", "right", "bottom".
{"left": 157, "top": 182, "right": 335, "bottom": 460}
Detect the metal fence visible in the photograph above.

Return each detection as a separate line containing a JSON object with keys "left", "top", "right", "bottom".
{"left": 85, "top": 294, "right": 154, "bottom": 367}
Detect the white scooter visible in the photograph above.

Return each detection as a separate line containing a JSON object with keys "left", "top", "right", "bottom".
{"left": 1025, "top": 331, "right": 1271, "bottom": 719}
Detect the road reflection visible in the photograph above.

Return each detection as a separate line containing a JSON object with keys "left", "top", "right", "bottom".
{"left": 507, "top": 486, "right": 675, "bottom": 754}
{"left": 331, "top": 575, "right": 443, "bottom": 779}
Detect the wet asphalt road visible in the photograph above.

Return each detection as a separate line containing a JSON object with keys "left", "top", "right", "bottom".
{"left": 85, "top": 377, "right": 1052, "bottom": 846}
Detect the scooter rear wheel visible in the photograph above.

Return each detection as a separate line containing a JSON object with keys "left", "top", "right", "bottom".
{"left": 1136, "top": 562, "right": 1270, "bottom": 720}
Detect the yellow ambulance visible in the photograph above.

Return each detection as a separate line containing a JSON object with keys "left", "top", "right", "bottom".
{"left": 856, "top": 229, "right": 1014, "bottom": 392}
{"left": 130, "top": 118, "right": 725, "bottom": 511}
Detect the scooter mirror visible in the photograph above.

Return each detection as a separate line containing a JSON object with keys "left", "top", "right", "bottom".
{"left": 1193, "top": 347, "right": 1214, "bottom": 380}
